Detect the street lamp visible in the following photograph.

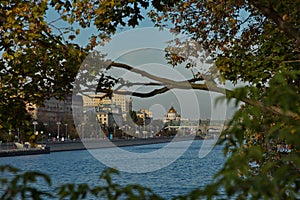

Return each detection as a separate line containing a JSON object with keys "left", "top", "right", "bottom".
{"left": 81, "top": 123, "right": 85, "bottom": 140}
{"left": 113, "top": 123, "right": 116, "bottom": 137}
{"left": 43, "top": 123, "right": 47, "bottom": 143}
{"left": 90, "top": 124, "right": 94, "bottom": 139}
{"left": 7, "top": 130, "right": 12, "bottom": 149}
{"left": 15, "top": 128, "right": 20, "bottom": 142}
{"left": 43, "top": 123, "right": 48, "bottom": 132}
{"left": 40, "top": 131, "right": 44, "bottom": 144}
{"left": 78, "top": 124, "right": 81, "bottom": 139}
{"left": 125, "top": 124, "right": 128, "bottom": 132}
{"left": 56, "top": 122, "right": 61, "bottom": 141}
{"left": 32, "top": 121, "right": 38, "bottom": 135}
{"left": 135, "top": 125, "right": 139, "bottom": 138}
{"left": 64, "top": 124, "right": 68, "bottom": 140}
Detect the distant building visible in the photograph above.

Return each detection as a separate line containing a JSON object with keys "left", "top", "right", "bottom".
{"left": 96, "top": 103, "right": 123, "bottom": 128}
{"left": 37, "top": 95, "right": 82, "bottom": 122}
{"left": 136, "top": 108, "right": 153, "bottom": 125}
{"left": 35, "top": 94, "right": 83, "bottom": 137}
{"left": 82, "top": 93, "right": 130, "bottom": 120}
{"left": 82, "top": 95, "right": 99, "bottom": 108}
{"left": 163, "top": 106, "right": 181, "bottom": 126}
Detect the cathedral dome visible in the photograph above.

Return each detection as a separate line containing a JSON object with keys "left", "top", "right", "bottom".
{"left": 168, "top": 106, "right": 177, "bottom": 113}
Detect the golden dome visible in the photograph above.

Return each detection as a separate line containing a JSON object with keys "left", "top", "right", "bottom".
{"left": 168, "top": 106, "right": 176, "bottom": 113}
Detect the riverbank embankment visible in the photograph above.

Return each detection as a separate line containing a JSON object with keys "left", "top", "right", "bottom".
{"left": 0, "top": 136, "right": 202, "bottom": 155}
{"left": 47, "top": 136, "right": 202, "bottom": 152}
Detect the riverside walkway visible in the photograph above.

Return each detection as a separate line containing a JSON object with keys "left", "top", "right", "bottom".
{"left": 0, "top": 136, "right": 203, "bottom": 155}
{"left": 47, "top": 136, "right": 202, "bottom": 152}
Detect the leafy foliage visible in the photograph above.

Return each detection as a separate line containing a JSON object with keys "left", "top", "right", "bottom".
{"left": 151, "top": 0, "right": 300, "bottom": 84}
{"left": 212, "top": 73, "right": 300, "bottom": 199}
{"left": 0, "top": 0, "right": 88, "bottom": 134}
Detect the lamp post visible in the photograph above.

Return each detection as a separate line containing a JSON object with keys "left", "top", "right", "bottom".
{"left": 43, "top": 123, "right": 47, "bottom": 142}
{"left": 7, "top": 130, "right": 12, "bottom": 149}
{"left": 35, "top": 130, "right": 38, "bottom": 136}
{"left": 34, "top": 130, "right": 38, "bottom": 145}
{"left": 64, "top": 124, "right": 68, "bottom": 140}
{"left": 78, "top": 124, "right": 81, "bottom": 139}
{"left": 95, "top": 115, "right": 99, "bottom": 138}
{"left": 40, "top": 131, "right": 44, "bottom": 144}
{"left": 124, "top": 124, "right": 128, "bottom": 138}
{"left": 56, "top": 122, "right": 61, "bottom": 141}
{"left": 150, "top": 125, "right": 153, "bottom": 138}
{"left": 113, "top": 123, "right": 116, "bottom": 137}
{"left": 80, "top": 123, "right": 85, "bottom": 140}
{"left": 32, "top": 121, "right": 38, "bottom": 135}
{"left": 135, "top": 125, "right": 139, "bottom": 138}
{"left": 43, "top": 123, "right": 48, "bottom": 132}
{"left": 16, "top": 128, "right": 20, "bottom": 142}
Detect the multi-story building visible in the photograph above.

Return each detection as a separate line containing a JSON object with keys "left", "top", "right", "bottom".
{"left": 96, "top": 103, "right": 123, "bottom": 128}
{"left": 136, "top": 108, "right": 153, "bottom": 125}
{"left": 82, "top": 93, "right": 130, "bottom": 120}
{"left": 82, "top": 94, "right": 102, "bottom": 107}
{"left": 36, "top": 94, "right": 83, "bottom": 138}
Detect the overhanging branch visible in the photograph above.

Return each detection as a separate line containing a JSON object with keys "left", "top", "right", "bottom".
{"left": 109, "top": 61, "right": 204, "bottom": 87}
{"left": 98, "top": 61, "right": 300, "bottom": 120}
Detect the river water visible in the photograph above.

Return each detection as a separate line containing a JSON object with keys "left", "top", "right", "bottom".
{"left": 0, "top": 140, "right": 226, "bottom": 199}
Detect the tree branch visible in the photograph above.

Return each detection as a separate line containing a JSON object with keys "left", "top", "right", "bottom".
{"left": 113, "top": 86, "right": 171, "bottom": 98}
{"left": 99, "top": 62, "right": 300, "bottom": 120}
{"left": 109, "top": 61, "right": 204, "bottom": 87}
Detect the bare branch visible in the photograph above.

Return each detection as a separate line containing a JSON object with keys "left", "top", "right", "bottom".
{"left": 100, "top": 61, "right": 300, "bottom": 120}
{"left": 118, "top": 82, "right": 164, "bottom": 87}
{"left": 109, "top": 61, "right": 204, "bottom": 87}
{"left": 114, "top": 86, "right": 171, "bottom": 98}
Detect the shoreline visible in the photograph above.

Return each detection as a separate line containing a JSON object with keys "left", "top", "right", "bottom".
{"left": 0, "top": 147, "right": 50, "bottom": 157}
{"left": 0, "top": 136, "right": 204, "bottom": 156}
{"left": 47, "top": 135, "right": 203, "bottom": 152}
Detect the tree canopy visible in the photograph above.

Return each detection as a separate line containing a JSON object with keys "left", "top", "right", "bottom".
{"left": 1, "top": 0, "right": 300, "bottom": 199}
